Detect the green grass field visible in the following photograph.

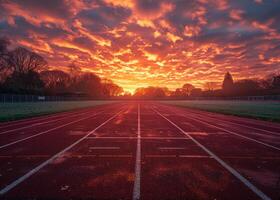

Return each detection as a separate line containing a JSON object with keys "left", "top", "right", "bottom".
{"left": 161, "top": 100, "right": 280, "bottom": 122}
{"left": 0, "top": 101, "right": 114, "bottom": 122}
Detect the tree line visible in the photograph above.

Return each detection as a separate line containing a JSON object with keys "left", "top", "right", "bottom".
{"left": 133, "top": 72, "right": 280, "bottom": 99}
{"left": 0, "top": 38, "right": 123, "bottom": 98}
{"left": 1, "top": 37, "right": 279, "bottom": 99}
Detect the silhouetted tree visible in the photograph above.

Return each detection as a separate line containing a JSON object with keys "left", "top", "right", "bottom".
{"left": 190, "top": 88, "right": 202, "bottom": 97}
{"left": 3, "top": 70, "right": 44, "bottom": 94}
{"left": 102, "top": 81, "right": 124, "bottom": 97}
{"left": 40, "top": 70, "right": 71, "bottom": 94}
{"left": 0, "top": 37, "right": 11, "bottom": 83}
{"left": 222, "top": 72, "right": 234, "bottom": 95}
{"left": 233, "top": 79, "right": 261, "bottom": 96}
{"left": 171, "top": 88, "right": 184, "bottom": 97}
{"left": 71, "top": 73, "right": 102, "bottom": 97}
{"left": 205, "top": 82, "right": 216, "bottom": 91}
{"left": 272, "top": 74, "right": 280, "bottom": 89}
{"left": 182, "top": 83, "right": 195, "bottom": 96}
{"left": 134, "top": 87, "right": 167, "bottom": 98}
{"left": 8, "top": 47, "right": 48, "bottom": 73}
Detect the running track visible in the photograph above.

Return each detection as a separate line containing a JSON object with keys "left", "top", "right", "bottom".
{"left": 0, "top": 102, "right": 279, "bottom": 200}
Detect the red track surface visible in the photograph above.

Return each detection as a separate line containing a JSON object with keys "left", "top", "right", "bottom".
{"left": 0, "top": 102, "right": 279, "bottom": 200}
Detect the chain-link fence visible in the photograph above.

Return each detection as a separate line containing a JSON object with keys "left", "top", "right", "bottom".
{"left": 192, "top": 95, "right": 280, "bottom": 101}
{"left": 0, "top": 94, "right": 91, "bottom": 103}
{"left": 1, "top": 93, "right": 280, "bottom": 103}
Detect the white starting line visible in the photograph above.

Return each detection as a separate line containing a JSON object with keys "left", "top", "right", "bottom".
{"left": 86, "top": 136, "right": 191, "bottom": 140}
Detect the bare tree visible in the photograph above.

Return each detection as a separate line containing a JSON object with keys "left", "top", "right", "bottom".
{"left": 8, "top": 47, "right": 48, "bottom": 73}
{"left": 102, "top": 82, "right": 124, "bottom": 97}
{"left": 204, "top": 82, "right": 216, "bottom": 91}
{"left": 0, "top": 37, "right": 11, "bottom": 82}
{"left": 40, "top": 70, "right": 71, "bottom": 94}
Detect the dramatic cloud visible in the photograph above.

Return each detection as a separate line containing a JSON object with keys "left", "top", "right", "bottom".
{"left": 1, "top": 0, "right": 280, "bottom": 92}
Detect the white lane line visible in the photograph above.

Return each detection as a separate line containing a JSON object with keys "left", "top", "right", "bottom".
{"left": 186, "top": 109, "right": 280, "bottom": 134}
{"left": 189, "top": 115, "right": 280, "bottom": 151}
{"left": 99, "top": 155, "right": 132, "bottom": 158}
{"left": 0, "top": 110, "right": 94, "bottom": 135}
{"left": 154, "top": 109, "right": 272, "bottom": 200}
{"left": 0, "top": 109, "right": 124, "bottom": 195}
{"left": 86, "top": 136, "right": 137, "bottom": 139}
{"left": 0, "top": 112, "right": 72, "bottom": 129}
{"left": 133, "top": 104, "right": 141, "bottom": 200}
{"left": 86, "top": 136, "right": 190, "bottom": 140}
{"left": 0, "top": 111, "right": 104, "bottom": 150}
{"left": 141, "top": 137, "right": 190, "bottom": 140}
{"left": 159, "top": 147, "right": 186, "bottom": 150}
{"left": 179, "top": 155, "right": 211, "bottom": 158}
{"left": 89, "top": 147, "right": 120, "bottom": 150}
{"left": 145, "top": 155, "right": 177, "bottom": 158}
{"left": 199, "top": 114, "right": 280, "bottom": 136}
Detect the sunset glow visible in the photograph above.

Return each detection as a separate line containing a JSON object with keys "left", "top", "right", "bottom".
{"left": 1, "top": 0, "right": 280, "bottom": 93}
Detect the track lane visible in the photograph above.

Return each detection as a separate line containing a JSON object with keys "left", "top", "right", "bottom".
{"left": 0, "top": 104, "right": 125, "bottom": 192}
{"left": 155, "top": 103, "right": 280, "bottom": 199}
{"left": 139, "top": 103, "right": 262, "bottom": 200}
{"left": 161, "top": 104, "right": 280, "bottom": 135}
{"left": 0, "top": 103, "right": 138, "bottom": 199}
{"left": 0, "top": 103, "right": 121, "bottom": 133}
{"left": 0, "top": 102, "right": 279, "bottom": 200}
{"left": 0, "top": 104, "right": 121, "bottom": 148}
{"left": 158, "top": 104, "right": 280, "bottom": 149}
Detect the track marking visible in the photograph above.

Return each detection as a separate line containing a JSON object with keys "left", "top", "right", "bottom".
{"left": 188, "top": 115, "right": 280, "bottom": 151}
{"left": 158, "top": 147, "right": 186, "bottom": 150}
{"left": 0, "top": 111, "right": 75, "bottom": 129}
{"left": 0, "top": 103, "right": 119, "bottom": 132}
{"left": 86, "top": 136, "right": 137, "bottom": 139}
{"left": 89, "top": 147, "right": 120, "bottom": 150}
{"left": 133, "top": 104, "right": 141, "bottom": 200}
{"left": 154, "top": 108, "right": 272, "bottom": 200}
{"left": 179, "top": 155, "right": 211, "bottom": 158}
{"left": 86, "top": 136, "right": 190, "bottom": 140}
{"left": 184, "top": 109, "right": 280, "bottom": 135}
{"left": 0, "top": 110, "right": 105, "bottom": 150}
{"left": 0, "top": 109, "right": 95, "bottom": 135}
{"left": 1, "top": 154, "right": 279, "bottom": 159}
{"left": 145, "top": 155, "right": 177, "bottom": 158}
{"left": 0, "top": 109, "right": 124, "bottom": 195}
{"left": 160, "top": 104, "right": 280, "bottom": 151}
{"left": 202, "top": 115, "right": 280, "bottom": 136}
{"left": 99, "top": 155, "right": 132, "bottom": 158}
{"left": 0, "top": 109, "right": 92, "bottom": 135}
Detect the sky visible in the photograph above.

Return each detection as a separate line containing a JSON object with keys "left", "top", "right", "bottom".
{"left": 0, "top": 0, "right": 280, "bottom": 93}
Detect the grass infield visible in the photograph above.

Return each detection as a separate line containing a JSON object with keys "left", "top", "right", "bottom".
{"left": 0, "top": 101, "right": 114, "bottom": 122}
{"left": 161, "top": 100, "right": 280, "bottom": 122}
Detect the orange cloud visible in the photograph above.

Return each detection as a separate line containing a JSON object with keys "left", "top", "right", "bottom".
{"left": 184, "top": 25, "right": 201, "bottom": 37}
{"left": 1, "top": 0, "right": 279, "bottom": 93}
{"left": 229, "top": 9, "right": 244, "bottom": 21}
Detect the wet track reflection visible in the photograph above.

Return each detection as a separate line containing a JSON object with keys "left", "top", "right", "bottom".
{"left": 0, "top": 102, "right": 279, "bottom": 200}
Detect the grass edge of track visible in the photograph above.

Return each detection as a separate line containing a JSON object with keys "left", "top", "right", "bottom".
{"left": 160, "top": 100, "right": 280, "bottom": 123}
{"left": 0, "top": 101, "right": 118, "bottom": 122}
